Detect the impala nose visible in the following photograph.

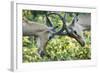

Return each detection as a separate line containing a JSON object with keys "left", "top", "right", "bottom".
{"left": 68, "top": 30, "right": 85, "bottom": 46}
{"left": 75, "top": 35, "right": 85, "bottom": 46}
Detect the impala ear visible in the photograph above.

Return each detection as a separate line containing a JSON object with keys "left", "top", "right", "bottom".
{"left": 71, "top": 16, "right": 78, "bottom": 26}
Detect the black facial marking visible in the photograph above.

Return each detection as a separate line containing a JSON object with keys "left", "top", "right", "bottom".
{"left": 73, "top": 30, "right": 77, "bottom": 34}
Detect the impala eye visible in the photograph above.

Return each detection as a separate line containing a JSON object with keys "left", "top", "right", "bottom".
{"left": 73, "top": 30, "right": 80, "bottom": 38}
{"left": 74, "top": 30, "right": 77, "bottom": 34}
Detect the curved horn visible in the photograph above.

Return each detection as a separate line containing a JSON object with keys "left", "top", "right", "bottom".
{"left": 45, "top": 13, "right": 53, "bottom": 27}
{"left": 63, "top": 12, "right": 68, "bottom": 32}
{"left": 71, "top": 13, "right": 79, "bottom": 25}
{"left": 46, "top": 12, "right": 64, "bottom": 33}
{"left": 46, "top": 12, "right": 70, "bottom": 36}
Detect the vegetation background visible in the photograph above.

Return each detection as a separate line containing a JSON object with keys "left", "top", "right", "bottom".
{"left": 22, "top": 10, "right": 91, "bottom": 63}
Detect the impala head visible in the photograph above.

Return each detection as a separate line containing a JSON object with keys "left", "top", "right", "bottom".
{"left": 67, "top": 15, "right": 85, "bottom": 46}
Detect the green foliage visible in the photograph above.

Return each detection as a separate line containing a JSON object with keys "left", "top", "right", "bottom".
{"left": 23, "top": 32, "right": 91, "bottom": 62}
{"left": 22, "top": 10, "right": 91, "bottom": 63}
{"left": 48, "top": 13, "right": 64, "bottom": 32}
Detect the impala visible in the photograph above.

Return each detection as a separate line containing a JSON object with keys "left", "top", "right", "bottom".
{"left": 67, "top": 13, "right": 91, "bottom": 46}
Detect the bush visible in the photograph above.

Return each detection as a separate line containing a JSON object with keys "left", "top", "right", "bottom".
{"left": 22, "top": 31, "right": 91, "bottom": 62}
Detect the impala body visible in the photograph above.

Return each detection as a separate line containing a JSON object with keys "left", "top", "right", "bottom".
{"left": 22, "top": 17, "right": 53, "bottom": 57}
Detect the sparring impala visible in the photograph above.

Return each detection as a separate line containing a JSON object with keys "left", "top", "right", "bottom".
{"left": 67, "top": 13, "right": 91, "bottom": 46}
{"left": 23, "top": 17, "right": 54, "bottom": 57}
{"left": 22, "top": 13, "right": 65, "bottom": 57}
